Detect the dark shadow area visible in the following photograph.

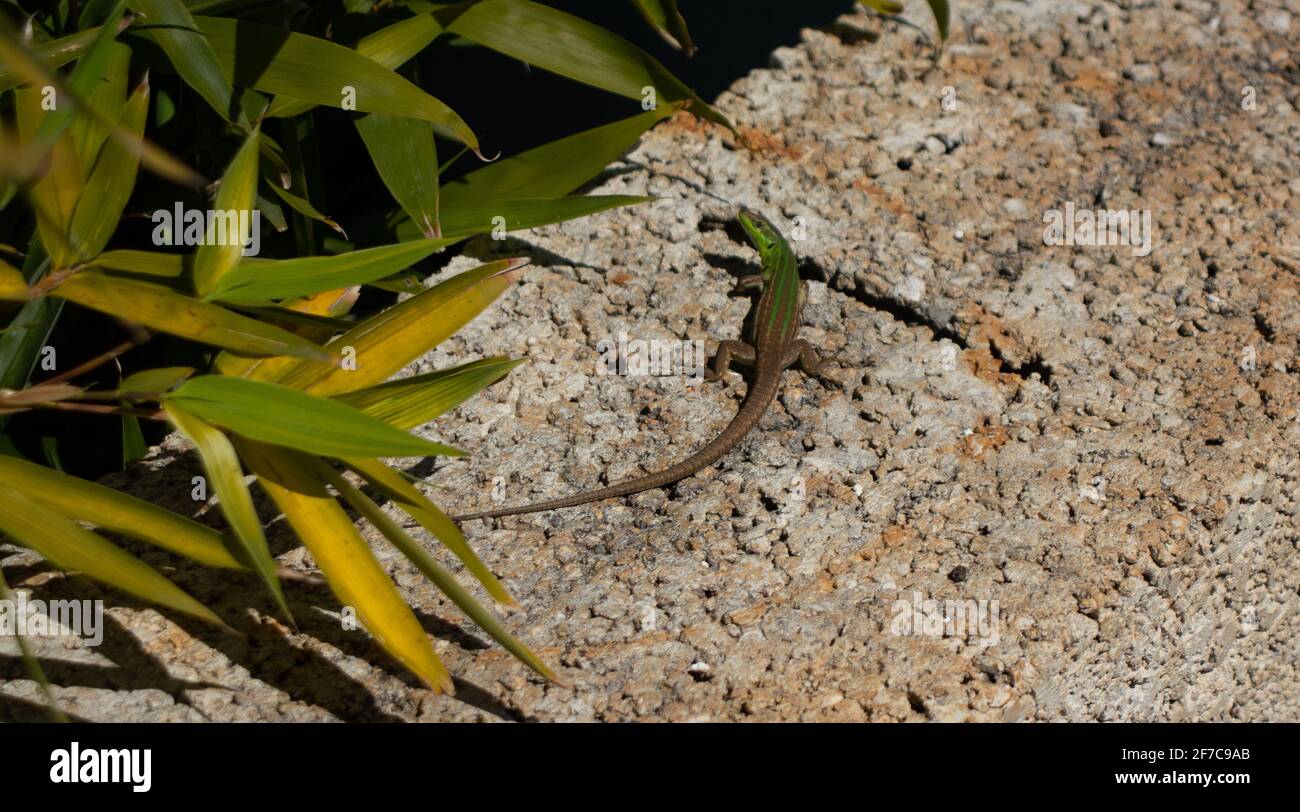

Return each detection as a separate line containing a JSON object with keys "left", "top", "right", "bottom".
{"left": 2, "top": 564, "right": 425, "bottom": 723}
{"left": 450, "top": 677, "right": 536, "bottom": 723}
{"left": 0, "top": 493, "right": 534, "bottom": 722}
{"left": 0, "top": 693, "right": 90, "bottom": 723}
{"left": 426, "top": 0, "right": 860, "bottom": 160}
{"left": 6, "top": 304, "right": 201, "bottom": 479}
{"left": 228, "top": 19, "right": 292, "bottom": 101}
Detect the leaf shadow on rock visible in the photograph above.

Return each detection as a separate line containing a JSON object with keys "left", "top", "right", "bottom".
{"left": 0, "top": 692, "right": 90, "bottom": 722}
{"left": 3, "top": 445, "right": 535, "bottom": 722}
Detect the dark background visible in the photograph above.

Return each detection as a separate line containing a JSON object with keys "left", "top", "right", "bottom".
{"left": 430, "top": 0, "right": 859, "bottom": 158}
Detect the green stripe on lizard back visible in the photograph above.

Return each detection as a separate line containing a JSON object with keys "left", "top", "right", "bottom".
{"left": 737, "top": 209, "right": 800, "bottom": 343}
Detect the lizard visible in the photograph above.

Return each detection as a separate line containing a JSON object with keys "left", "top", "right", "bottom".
{"left": 453, "top": 208, "right": 830, "bottom": 523}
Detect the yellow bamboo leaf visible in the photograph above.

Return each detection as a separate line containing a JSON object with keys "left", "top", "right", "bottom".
{"left": 52, "top": 271, "right": 336, "bottom": 361}
{"left": 90, "top": 249, "right": 187, "bottom": 277}
{"left": 15, "top": 85, "right": 82, "bottom": 269}
{"left": 317, "top": 460, "right": 557, "bottom": 682}
{"left": 192, "top": 127, "right": 260, "bottom": 297}
{"left": 273, "top": 258, "right": 527, "bottom": 395}
{"left": 164, "top": 402, "right": 293, "bottom": 625}
{"left": 0, "top": 258, "right": 29, "bottom": 299}
{"left": 70, "top": 40, "right": 130, "bottom": 179}
{"left": 68, "top": 75, "right": 150, "bottom": 262}
{"left": 0, "top": 488, "right": 223, "bottom": 625}
{"left": 0, "top": 454, "right": 243, "bottom": 568}
{"left": 214, "top": 287, "right": 359, "bottom": 380}
{"left": 334, "top": 357, "right": 523, "bottom": 430}
{"left": 343, "top": 456, "right": 514, "bottom": 605}
{"left": 235, "top": 439, "right": 453, "bottom": 693}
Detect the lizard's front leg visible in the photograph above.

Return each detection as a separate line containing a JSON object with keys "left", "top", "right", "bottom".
{"left": 732, "top": 274, "right": 763, "bottom": 295}
{"left": 705, "top": 339, "right": 756, "bottom": 381}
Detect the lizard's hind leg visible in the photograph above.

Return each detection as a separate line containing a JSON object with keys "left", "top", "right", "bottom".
{"left": 705, "top": 340, "right": 756, "bottom": 381}
{"left": 783, "top": 339, "right": 833, "bottom": 380}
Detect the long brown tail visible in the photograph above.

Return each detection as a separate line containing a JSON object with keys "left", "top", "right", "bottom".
{"left": 452, "top": 380, "right": 779, "bottom": 522}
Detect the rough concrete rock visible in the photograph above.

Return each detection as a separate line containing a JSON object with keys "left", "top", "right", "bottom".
{"left": 3, "top": 0, "right": 1296, "bottom": 722}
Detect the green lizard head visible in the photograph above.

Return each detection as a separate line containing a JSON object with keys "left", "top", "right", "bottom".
{"left": 737, "top": 208, "right": 789, "bottom": 280}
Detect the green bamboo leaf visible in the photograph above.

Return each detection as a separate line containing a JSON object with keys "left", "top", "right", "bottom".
{"left": 0, "top": 488, "right": 223, "bottom": 625}
{"left": 265, "top": 13, "right": 444, "bottom": 119}
{"left": 859, "top": 0, "right": 949, "bottom": 40}
{"left": 344, "top": 456, "right": 515, "bottom": 606}
{"left": 154, "top": 84, "right": 177, "bottom": 125}
{"left": 440, "top": 108, "right": 672, "bottom": 211}
{"left": 397, "top": 195, "right": 652, "bottom": 243}
{"left": 927, "top": 0, "right": 951, "bottom": 41}
{"left": 210, "top": 237, "right": 454, "bottom": 304}
{"left": 52, "top": 271, "right": 336, "bottom": 361}
{"left": 166, "top": 375, "right": 464, "bottom": 458}
{"left": 316, "top": 461, "right": 557, "bottom": 682}
{"left": 356, "top": 113, "right": 440, "bottom": 239}
{"left": 0, "top": 26, "right": 124, "bottom": 93}
{"left": 192, "top": 16, "right": 479, "bottom": 151}
{"left": 91, "top": 249, "right": 187, "bottom": 277}
{"left": 364, "top": 273, "right": 423, "bottom": 295}
{"left": 0, "top": 454, "right": 244, "bottom": 568}
{"left": 859, "top": 0, "right": 905, "bottom": 14}
{"left": 118, "top": 366, "right": 194, "bottom": 396}
{"left": 236, "top": 440, "right": 453, "bottom": 693}
{"left": 265, "top": 183, "right": 345, "bottom": 237}
{"left": 127, "top": 0, "right": 241, "bottom": 121}
{"left": 256, "top": 192, "right": 288, "bottom": 232}
{"left": 630, "top": 0, "right": 695, "bottom": 54}
{"left": 164, "top": 402, "right": 292, "bottom": 625}
{"left": 0, "top": 245, "right": 64, "bottom": 400}
{"left": 437, "top": 0, "right": 731, "bottom": 131}
{"left": 67, "top": 75, "right": 151, "bottom": 262}
{"left": 335, "top": 357, "right": 523, "bottom": 430}
{"left": 120, "top": 412, "right": 147, "bottom": 466}
{"left": 232, "top": 305, "right": 353, "bottom": 334}
{"left": 193, "top": 127, "right": 261, "bottom": 297}
{"left": 274, "top": 257, "right": 528, "bottom": 396}
{"left": 256, "top": 131, "right": 292, "bottom": 189}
